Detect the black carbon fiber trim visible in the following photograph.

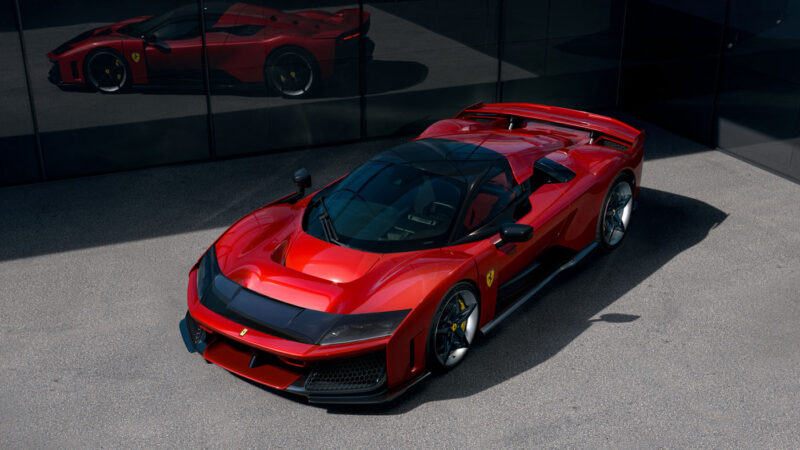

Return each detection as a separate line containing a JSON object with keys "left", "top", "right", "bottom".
{"left": 196, "top": 248, "right": 406, "bottom": 345}
{"left": 305, "top": 352, "right": 387, "bottom": 393}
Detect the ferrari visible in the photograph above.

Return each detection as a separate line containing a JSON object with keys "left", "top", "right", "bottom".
{"left": 47, "top": 2, "right": 372, "bottom": 97}
{"left": 181, "top": 102, "right": 644, "bottom": 404}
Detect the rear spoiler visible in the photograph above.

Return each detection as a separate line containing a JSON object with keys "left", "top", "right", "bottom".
{"left": 457, "top": 102, "right": 643, "bottom": 147}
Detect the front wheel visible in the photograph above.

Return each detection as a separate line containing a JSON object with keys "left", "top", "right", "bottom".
{"left": 84, "top": 49, "right": 130, "bottom": 93}
{"left": 598, "top": 175, "right": 634, "bottom": 250}
{"left": 264, "top": 47, "right": 318, "bottom": 98}
{"left": 427, "top": 282, "right": 480, "bottom": 371}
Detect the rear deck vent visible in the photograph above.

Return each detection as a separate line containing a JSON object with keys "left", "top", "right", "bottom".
{"left": 595, "top": 138, "right": 629, "bottom": 152}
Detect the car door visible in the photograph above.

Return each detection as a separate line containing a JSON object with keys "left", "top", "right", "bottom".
{"left": 143, "top": 15, "right": 203, "bottom": 82}
{"left": 460, "top": 165, "right": 572, "bottom": 319}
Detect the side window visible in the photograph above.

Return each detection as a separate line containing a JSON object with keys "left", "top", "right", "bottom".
{"left": 462, "top": 167, "right": 519, "bottom": 233}
{"left": 153, "top": 18, "right": 200, "bottom": 41}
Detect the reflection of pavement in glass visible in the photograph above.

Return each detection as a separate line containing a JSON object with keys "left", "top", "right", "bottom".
{"left": 0, "top": 30, "right": 35, "bottom": 138}
{"left": 363, "top": 6, "right": 534, "bottom": 91}
{"left": 12, "top": 4, "right": 536, "bottom": 134}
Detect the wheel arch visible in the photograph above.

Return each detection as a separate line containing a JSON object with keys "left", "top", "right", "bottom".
{"left": 596, "top": 169, "right": 636, "bottom": 250}
{"left": 262, "top": 44, "right": 321, "bottom": 97}
{"left": 82, "top": 46, "right": 130, "bottom": 91}
{"left": 263, "top": 44, "right": 321, "bottom": 75}
{"left": 617, "top": 168, "right": 636, "bottom": 186}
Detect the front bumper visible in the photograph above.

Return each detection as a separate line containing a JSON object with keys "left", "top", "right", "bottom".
{"left": 182, "top": 311, "right": 427, "bottom": 404}
{"left": 48, "top": 58, "right": 83, "bottom": 87}
{"left": 48, "top": 60, "right": 64, "bottom": 85}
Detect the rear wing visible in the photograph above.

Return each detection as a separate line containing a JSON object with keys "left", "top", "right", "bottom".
{"left": 457, "top": 102, "right": 644, "bottom": 150}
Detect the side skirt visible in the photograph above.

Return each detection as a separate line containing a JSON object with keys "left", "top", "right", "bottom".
{"left": 480, "top": 242, "right": 598, "bottom": 334}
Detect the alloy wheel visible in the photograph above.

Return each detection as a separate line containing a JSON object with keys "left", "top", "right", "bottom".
{"left": 602, "top": 181, "right": 633, "bottom": 247}
{"left": 433, "top": 287, "right": 479, "bottom": 368}
{"left": 86, "top": 51, "right": 127, "bottom": 93}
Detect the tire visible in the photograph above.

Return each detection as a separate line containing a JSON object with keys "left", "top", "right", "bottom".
{"left": 264, "top": 47, "right": 318, "bottom": 98}
{"left": 597, "top": 173, "right": 635, "bottom": 251}
{"left": 84, "top": 48, "right": 130, "bottom": 93}
{"left": 426, "top": 282, "right": 480, "bottom": 371}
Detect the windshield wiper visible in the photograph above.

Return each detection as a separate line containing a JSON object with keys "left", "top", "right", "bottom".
{"left": 317, "top": 196, "right": 340, "bottom": 243}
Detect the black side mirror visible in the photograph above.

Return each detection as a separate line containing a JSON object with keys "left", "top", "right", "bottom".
{"left": 286, "top": 168, "right": 311, "bottom": 204}
{"left": 497, "top": 223, "right": 533, "bottom": 247}
{"left": 294, "top": 168, "right": 311, "bottom": 190}
{"left": 144, "top": 35, "right": 171, "bottom": 53}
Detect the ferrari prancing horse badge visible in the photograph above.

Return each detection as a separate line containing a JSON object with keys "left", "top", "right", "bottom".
{"left": 486, "top": 269, "right": 495, "bottom": 287}
{"left": 131, "top": 52, "right": 141, "bottom": 63}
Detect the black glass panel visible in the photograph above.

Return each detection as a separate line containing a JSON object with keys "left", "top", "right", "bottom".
{"left": 619, "top": 0, "right": 728, "bottom": 145}
{"left": 207, "top": 0, "right": 362, "bottom": 157}
{"left": 716, "top": 0, "right": 800, "bottom": 181}
{"left": 501, "top": 0, "right": 624, "bottom": 110}
{"left": 18, "top": 0, "right": 210, "bottom": 179}
{"left": 0, "top": 0, "right": 39, "bottom": 185}
{"left": 363, "top": 0, "right": 499, "bottom": 138}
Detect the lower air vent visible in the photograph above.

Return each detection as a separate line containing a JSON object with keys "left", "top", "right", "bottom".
{"left": 305, "top": 352, "right": 387, "bottom": 393}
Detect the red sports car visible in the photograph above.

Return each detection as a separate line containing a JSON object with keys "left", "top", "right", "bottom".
{"left": 182, "top": 103, "right": 644, "bottom": 404}
{"left": 47, "top": 2, "right": 372, "bottom": 97}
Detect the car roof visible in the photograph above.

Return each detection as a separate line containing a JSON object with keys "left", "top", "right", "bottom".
{"left": 372, "top": 138, "right": 508, "bottom": 184}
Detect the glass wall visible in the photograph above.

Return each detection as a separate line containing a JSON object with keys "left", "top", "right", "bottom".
{"left": 501, "top": 0, "right": 625, "bottom": 109}
{"left": 13, "top": 0, "right": 763, "bottom": 186}
{"left": 207, "top": 0, "right": 362, "bottom": 157}
{"left": 16, "top": 0, "right": 211, "bottom": 180}
{"left": 619, "top": 0, "right": 800, "bottom": 181}
{"left": 363, "top": 0, "right": 500, "bottom": 137}
{"left": 0, "top": 0, "right": 40, "bottom": 185}
{"left": 0, "top": 0, "right": 628, "bottom": 186}
{"left": 619, "top": 0, "right": 728, "bottom": 145}
{"left": 716, "top": 0, "right": 800, "bottom": 180}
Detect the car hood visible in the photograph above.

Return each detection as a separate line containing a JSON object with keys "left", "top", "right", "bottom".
{"left": 213, "top": 199, "right": 472, "bottom": 315}
{"left": 282, "top": 231, "right": 382, "bottom": 283}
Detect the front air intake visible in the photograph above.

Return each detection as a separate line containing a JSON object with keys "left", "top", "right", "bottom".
{"left": 305, "top": 352, "right": 387, "bottom": 393}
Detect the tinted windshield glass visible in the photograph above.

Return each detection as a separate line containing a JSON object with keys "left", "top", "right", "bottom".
{"left": 118, "top": 6, "right": 222, "bottom": 37}
{"left": 118, "top": 12, "right": 175, "bottom": 37}
{"left": 305, "top": 161, "right": 465, "bottom": 252}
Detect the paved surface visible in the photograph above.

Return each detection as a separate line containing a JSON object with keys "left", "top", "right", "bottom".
{"left": 1, "top": 117, "right": 799, "bottom": 448}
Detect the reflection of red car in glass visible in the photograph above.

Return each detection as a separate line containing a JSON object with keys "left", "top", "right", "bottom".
{"left": 181, "top": 103, "right": 645, "bottom": 404}
{"left": 47, "top": 2, "right": 372, "bottom": 97}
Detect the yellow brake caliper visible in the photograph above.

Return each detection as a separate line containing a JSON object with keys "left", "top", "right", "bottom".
{"left": 458, "top": 298, "right": 467, "bottom": 331}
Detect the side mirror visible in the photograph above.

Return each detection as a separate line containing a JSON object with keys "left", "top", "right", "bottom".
{"left": 294, "top": 168, "right": 311, "bottom": 190}
{"left": 286, "top": 168, "right": 311, "bottom": 204}
{"left": 496, "top": 223, "right": 533, "bottom": 247}
{"left": 144, "top": 35, "right": 171, "bottom": 53}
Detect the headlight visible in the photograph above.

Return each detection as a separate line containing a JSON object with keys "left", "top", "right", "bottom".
{"left": 319, "top": 309, "right": 410, "bottom": 345}
{"left": 195, "top": 247, "right": 217, "bottom": 301}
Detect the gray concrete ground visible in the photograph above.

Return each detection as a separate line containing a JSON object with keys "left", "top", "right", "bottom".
{"left": 1, "top": 116, "right": 799, "bottom": 448}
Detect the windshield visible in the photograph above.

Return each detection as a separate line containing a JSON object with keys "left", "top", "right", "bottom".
{"left": 304, "top": 161, "right": 466, "bottom": 253}
{"left": 118, "top": 4, "right": 224, "bottom": 38}
{"left": 118, "top": 11, "right": 176, "bottom": 37}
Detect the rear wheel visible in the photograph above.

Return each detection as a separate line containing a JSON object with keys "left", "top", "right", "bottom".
{"left": 264, "top": 47, "right": 318, "bottom": 98}
{"left": 598, "top": 174, "right": 634, "bottom": 251}
{"left": 427, "top": 282, "right": 480, "bottom": 370}
{"left": 84, "top": 49, "right": 129, "bottom": 93}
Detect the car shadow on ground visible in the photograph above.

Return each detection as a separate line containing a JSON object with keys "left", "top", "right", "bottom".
{"left": 310, "top": 186, "right": 728, "bottom": 414}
